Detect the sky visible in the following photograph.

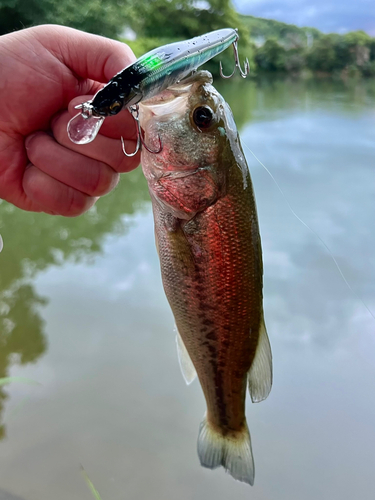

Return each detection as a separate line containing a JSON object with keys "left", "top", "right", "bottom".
{"left": 232, "top": 0, "right": 375, "bottom": 35}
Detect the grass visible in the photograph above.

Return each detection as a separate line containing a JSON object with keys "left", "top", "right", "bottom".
{"left": 0, "top": 376, "right": 40, "bottom": 386}
{"left": 81, "top": 466, "right": 103, "bottom": 500}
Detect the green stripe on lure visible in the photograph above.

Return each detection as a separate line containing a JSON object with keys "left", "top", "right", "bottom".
{"left": 67, "top": 28, "right": 249, "bottom": 145}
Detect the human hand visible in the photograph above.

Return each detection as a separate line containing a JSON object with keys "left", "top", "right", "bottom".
{"left": 0, "top": 24, "right": 140, "bottom": 216}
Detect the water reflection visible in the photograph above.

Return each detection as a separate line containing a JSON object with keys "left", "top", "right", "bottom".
{"left": 0, "top": 76, "right": 374, "bottom": 500}
{"left": 217, "top": 75, "right": 375, "bottom": 351}
{"left": 216, "top": 74, "right": 375, "bottom": 127}
{"left": 0, "top": 168, "right": 149, "bottom": 438}
{"left": 239, "top": 96, "right": 375, "bottom": 347}
{"left": 0, "top": 283, "right": 47, "bottom": 439}
{"left": 0, "top": 488, "right": 26, "bottom": 500}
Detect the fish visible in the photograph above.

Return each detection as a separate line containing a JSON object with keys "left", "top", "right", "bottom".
{"left": 138, "top": 70, "right": 272, "bottom": 486}
{"left": 68, "top": 29, "right": 241, "bottom": 145}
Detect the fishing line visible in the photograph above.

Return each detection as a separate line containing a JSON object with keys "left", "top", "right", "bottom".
{"left": 243, "top": 142, "right": 375, "bottom": 322}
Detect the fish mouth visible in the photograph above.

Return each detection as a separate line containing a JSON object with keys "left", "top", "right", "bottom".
{"left": 139, "top": 70, "right": 214, "bottom": 122}
{"left": 143, "top": 70, "right": 213, "bottom": 106}
{"left": 140, "top": 93, "right": 188, "bottom": 118}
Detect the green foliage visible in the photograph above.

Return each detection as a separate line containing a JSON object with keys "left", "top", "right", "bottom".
{"left": 362, "top": 61, "right": 375, "bottom": 77}
{"left": 240, "top": 14, "right": 375, "bottom": 78}
{"left": 0, "top": 0, "right": 43, "bottom": 34}
{"left": 304, "top": 32, "right": 373, "bottom": 75}
{"left": 246, "top": 22, "right": 374, "bottom": 77}
{"left": 0, "top": 0, "right": 251, "bottom": 75}
{"left": 240, "top": 13, "right": 322, "bottom": 47}
{"left": 136, "top": 0, "right": 242, "bottom": 39}
{"left": 255, "top": 39, "right": 287, "bottom": 71}
{"left": 136, "top": 0, "right": 204, "bottom": 39}
{"left": 1, "top": 0, "right": 374, "bottom": 79}
{"left": 133, "top": 0, "right": 251, "bottom": 73}
{"left": 344, "top": 30, "right": 372, "bottom": 47}
{"left": 369, "top": 40, "right": 375, "bottom": 61}
{"left": 43, "top": 0, "right": 137, "bottom": 39}
{"left": 306, "top": 36, "right": 338, "bottom": 72}
{"left": 0, "top": 0, "right": 137, "bottom": 37}
{"left": 120, "top": 0, "right": 252, "bottom": 78}
{"left": 284, "top": 47, "right": 306, "bottom": 73}
{"left": 0, "top": 169, "right": 149, "bottom": 439}
{"left": 123, "top": 37, "right": 174, "bottom": 58}
{"left": 0, "top": 0, "right": 245, "bottom": 41}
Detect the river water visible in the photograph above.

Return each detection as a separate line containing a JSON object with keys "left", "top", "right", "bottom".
{"left": 0, "top": 75, "right": 374, "bottom": 500}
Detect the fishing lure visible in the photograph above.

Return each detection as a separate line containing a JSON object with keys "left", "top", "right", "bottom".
{"left": 67, "top": 28, "right": 249, "bottom": 149}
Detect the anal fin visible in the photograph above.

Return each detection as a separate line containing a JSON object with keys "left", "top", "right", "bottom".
{"left": 176, "top": 328, "right": 197, "bottom": 385}
{"left": 248, "top": 317, "right": 273, "bottom": 403}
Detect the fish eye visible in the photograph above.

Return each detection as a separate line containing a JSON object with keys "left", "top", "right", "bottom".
{"left": 192, "top": 106, "right": 215, "bottom": 130}
{"left": 109, "top": 101, "right": 122, "bottom": 114}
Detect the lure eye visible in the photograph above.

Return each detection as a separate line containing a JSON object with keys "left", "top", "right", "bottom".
{"left": 192, "top": 106, "right": 215, "bottom": 130}
{"left": 109, "top": 101, "right": 123, "bottom": 114}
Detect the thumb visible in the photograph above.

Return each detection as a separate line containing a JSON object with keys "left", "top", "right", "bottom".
{"left": 34, "top": 24, "right": 136, "bottom": 83}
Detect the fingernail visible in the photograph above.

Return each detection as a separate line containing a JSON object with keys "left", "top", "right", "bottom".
{"left": 25, "top": 133, "right": 38, "bottom": 149}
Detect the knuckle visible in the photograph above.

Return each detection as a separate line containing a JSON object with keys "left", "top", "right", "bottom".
{"left": 85, "top": 163, "right": 118, "bottom": 196}
{"left": 63, "top": 190, "right": 94, "bottom": 217}
{"left": 25, "top": 132, "right": 45, "bottom": 163}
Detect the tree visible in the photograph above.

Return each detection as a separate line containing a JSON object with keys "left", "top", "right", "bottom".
{"left": 136, "top": 0, "right": 246, "bottom": 40}
{"left": 255, "top": 39, "right": 286, "bottom": 71}
{"left": 285, "top": 47, "right": 306, "bottom": 73}
{"left": 0, "top": 169, "right": 149, "bottom": 438}
{"left": 306, "top": 36, "right": 337, "bottom": 72}
{"left": 132, "top": 0, "right": 251, "bottom": 77}
{"left": 0, "top": 0, "right": 42, "bottom": 34}
{"left": 0, "top": 0, "right": 137, "bottom": 38}
{"left": 369, "top": 40, "right": 375, "bottom": 61}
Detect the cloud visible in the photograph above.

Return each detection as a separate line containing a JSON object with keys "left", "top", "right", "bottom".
{"left": 233, "top": 0, "right": 375, "bottom": 34}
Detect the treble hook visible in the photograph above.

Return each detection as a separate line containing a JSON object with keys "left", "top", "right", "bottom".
{"left": 121, "top": 104, "right": 163, "bottom": 157}
{"left": 219, "top": 39, "right": 250, "bottom": 79}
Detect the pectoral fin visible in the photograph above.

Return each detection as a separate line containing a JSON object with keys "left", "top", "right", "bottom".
{"left": 176, "top": 328, "right": 197, "bottom": 385}
{"left": 248, "top": 318, "right": 272, "bottom": 403}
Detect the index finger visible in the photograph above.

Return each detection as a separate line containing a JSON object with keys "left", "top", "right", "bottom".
{"left": 35, "top": 25, "right": 136, "bottom": 84}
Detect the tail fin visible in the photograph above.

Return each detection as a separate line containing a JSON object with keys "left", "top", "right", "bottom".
{"left": 197, "top": 415, "right": 254, "bottom": 486}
